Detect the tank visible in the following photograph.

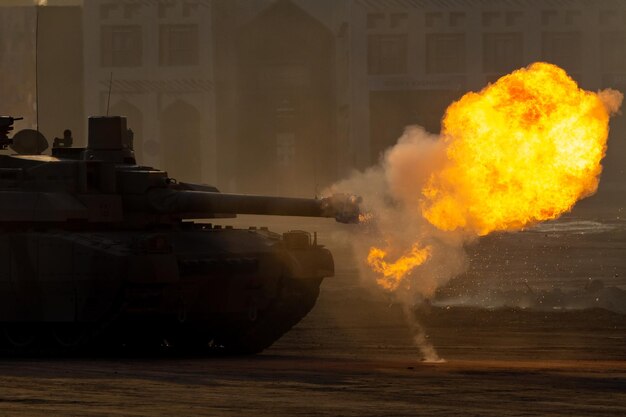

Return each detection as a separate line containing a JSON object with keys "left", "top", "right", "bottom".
{"left": 0, "top": 116, "right": 360, "bottom": 355}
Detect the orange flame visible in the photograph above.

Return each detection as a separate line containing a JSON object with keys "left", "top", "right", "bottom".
{"left": 358, "top": 212, "right": 375, "bottom": 223}
{"left": 367, "top": 62, "right": 621, "bottom": 290}
{"left": 367, "top": 244, "right": 432, "bottom": 291}
{"left": 422, "top": 62, "right": 615, "bottom": 235}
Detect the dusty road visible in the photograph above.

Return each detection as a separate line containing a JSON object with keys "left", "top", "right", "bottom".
{"left": 0, "top": 355, "right": 625, "bottom": 416}
{"left": 0, "top": 212, "right": 625, "bottom": 416}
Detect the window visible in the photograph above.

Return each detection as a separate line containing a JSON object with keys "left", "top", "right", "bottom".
{"left": 542, "top": 32, "right": 582, "bottom": 71}
{"left": 482, "top": 12, "right": 500, "bottom": 27}
{"left": 450, "top": 12, "right": 466, "bottom": 27}
{"left": 505, "top": 11, "right": 523, "bottom": 26}
{"left": 368, "top": 34, "right": 407, "bottom": 75}
{"left": 426, "top": 33, "right": 466, "bottom": 73}
{"left": 158, "top": 2, "right": 174, "bottom": 19}
{"left": 275, "top": 102, "right": 296, "bottom": 166}
{"left": 390, "top": 13, "right": 408, "bottom": 29}
{"left": 542, "top": 10, "right": 558, "bottom": 25}
{"left": 565, "top": 10, "right": 581, "bottom": 25}
{"left": 367, "top": 13, "right": 385, "bottom": 30}
{"left": 100, "top": 4, "right": 118, "bottom": 19}
{"left": 425, "top": 12, "right": 443, "bottom": 28}
{"left": 599, "top": 10, "right": 618, "bottom": 25}
{"left": 182, "top": 1, "right": 200, "bottom": 18}
{"left": 101, "top": 25, "right": 142, "bottom": 67}
{"left": 124, "top": 4, "right": 141, "bottom": 19}
{"left": 276, "top": 133, "right": 296, "bottom": 166}
{"left": 159, "top": 24, "right": 199, "bottom": 66}
{"left": 601, "top": 32, "right": 626, "bottom": 72}
{"left": 483, "top": 32, "right": 523, "bottom": 73}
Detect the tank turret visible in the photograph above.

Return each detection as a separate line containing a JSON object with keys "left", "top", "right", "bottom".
{"left": 83, "top": 116, "right": 136, "bottom": 164}
{"left": 0, "top": 116, "right": 360, "bottom": 225}
{"left": 0, "top": 115, "right": 360, "bottom": 355}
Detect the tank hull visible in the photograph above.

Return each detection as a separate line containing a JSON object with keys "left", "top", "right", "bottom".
{"left": 0, "top": 225, "right": 332, "bottom": 355}
{"left": 0, "top": 115, "right": 355, "bottom": 355}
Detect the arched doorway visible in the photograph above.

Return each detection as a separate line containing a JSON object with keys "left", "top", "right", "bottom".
{"left": 159, "top": 100, "right": 202, "bottom": 183}
{"left": 236, "top": 0, "right": 335, "bottom": 196}
{"left": 109, "top": 100, "right": 144, "bottom": 163}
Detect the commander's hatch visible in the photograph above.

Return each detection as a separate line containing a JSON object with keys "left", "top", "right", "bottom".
{"left": 10, "top": 129, "right": 49, "bottom": 155}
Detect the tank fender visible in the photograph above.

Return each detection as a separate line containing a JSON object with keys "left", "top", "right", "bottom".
{"left": 127, "top": 253, "right": 179, "bottom": 284}
{"left": 281, "top": 247, "right": 334, "bottom": 279}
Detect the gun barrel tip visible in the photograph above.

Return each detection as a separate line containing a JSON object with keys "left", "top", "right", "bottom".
{"left": 324, "top": 193, "right": 362, "bottom": 224}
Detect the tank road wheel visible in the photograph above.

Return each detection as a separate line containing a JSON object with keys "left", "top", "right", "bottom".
{"left": 50, "top": 324, "right": 90, "bottom": 351}
{"left": 217, "top": 278, "right": 322, "bottom": 355}
{"left": 2, "top": 325, "right": 41, "bottom": 354}
{"left": 163, "top": 324, "right": 214, "bottom": 355}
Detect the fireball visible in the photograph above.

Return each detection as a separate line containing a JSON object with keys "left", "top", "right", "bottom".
{"left": 422, "top": 62, "right": 617, "bottom": 235}
{"left": 367, "top": 62, "right": 622, "bottom": 289}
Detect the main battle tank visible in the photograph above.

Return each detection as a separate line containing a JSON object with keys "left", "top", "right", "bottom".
{"left": 0, "top": 116, "right": 360, "bottom": 355}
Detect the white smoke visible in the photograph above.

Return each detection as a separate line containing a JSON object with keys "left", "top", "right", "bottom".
{"left": 402, "top": 305, "right": 445, "bottom": 363}
{"left": 329, "top": 126, "right": 470, "bottom": 301}
{"left": 327, "top": 126, "right": 471, "bottom": 361}
{"left": 598, "top": 88, "right": 624, "bottom": 115}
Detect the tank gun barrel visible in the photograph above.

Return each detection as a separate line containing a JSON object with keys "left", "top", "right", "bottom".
{"left": 138, "top": 189, "right": 361, "bottom": 223}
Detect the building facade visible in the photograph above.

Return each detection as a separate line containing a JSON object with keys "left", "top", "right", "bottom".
{"left": 0, "top": 7, "right": 36, "bottom": 128}
{"left": 0, "top": 4, "right": 84, "bottom": 144}
{"left": 348, "top": 0, "right": 626, "bottom": 193}
{"left": 83, "top": 0, "right": 626, "bottom": 197}
{"left": 83, "top": 0, "right": 216, "bottom": 184}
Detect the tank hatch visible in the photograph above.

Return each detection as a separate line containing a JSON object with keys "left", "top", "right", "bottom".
{"left": 83, "top": 116, "right": 136, "bottom": 164}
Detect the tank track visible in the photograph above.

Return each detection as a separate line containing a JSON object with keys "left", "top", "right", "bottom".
{"left": 0, "top": 288, "right": 126, "bottom": 356}
{"left": 162, "top": 277, "right": 323, "bottom": 355}
{"left": 0, "top": 278, "right": 322, "bottom": 356}
{"left": 212, "top": 277, "right": 322, "bottom": 354}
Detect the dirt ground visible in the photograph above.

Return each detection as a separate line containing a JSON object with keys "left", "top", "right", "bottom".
{"left": 0, "top": 210, "right": 625, "bottom": 416}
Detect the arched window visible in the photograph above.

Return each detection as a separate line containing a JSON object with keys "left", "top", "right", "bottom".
{"left": 235, "top": 0, "right": 336, "bottom": 196}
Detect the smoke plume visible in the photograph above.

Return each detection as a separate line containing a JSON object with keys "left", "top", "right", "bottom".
{"left": 328, "top": 126, "right": 467, "bottom": 360}
{"left": 327, "top": 63, "right": 623, "bottom": 361}
{"left": 598, "top": 88, "right": 623, "bottom": 115}
{"left": 326, "top": 127, "right": 459, "bottom": 361}
{"left": 331, "top": 126, "right": 469, "bottom": 302}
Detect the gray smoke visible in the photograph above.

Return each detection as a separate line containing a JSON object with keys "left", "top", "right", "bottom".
{"left": 326, "top": 126, "right": 472, "bottom": 361}
{"left": 328, "top": 126, "right": 470, "bottom": 302}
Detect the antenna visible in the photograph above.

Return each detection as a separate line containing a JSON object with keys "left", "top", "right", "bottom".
{"left": 106, "top": 71, "right": 113, "bottom": 116}
{"left": 35, "top": 2, "right": 39, "bottom": 133}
